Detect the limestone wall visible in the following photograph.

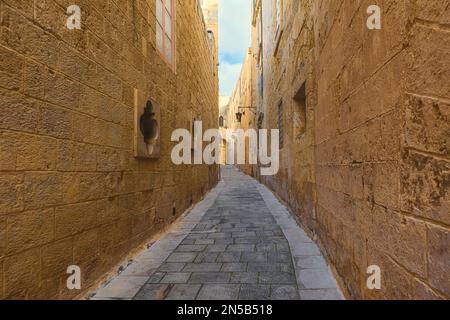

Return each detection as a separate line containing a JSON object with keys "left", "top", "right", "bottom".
{"left": 227, "top": 48, "right": 257, "bottom": 176}
{"left": 0, "top": 0, "right": 218, "bottom": 299}
{"left": 253, "top": 0, "right": 449, "bottom": 299}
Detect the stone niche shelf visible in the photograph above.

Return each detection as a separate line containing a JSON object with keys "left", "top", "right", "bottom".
{"left": 134, "top": 89, "right": 161, "bottom": 159}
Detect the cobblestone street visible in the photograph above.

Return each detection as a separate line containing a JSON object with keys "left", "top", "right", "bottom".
{"left": 92, "top": 167, "right": 343, "bottom": 300}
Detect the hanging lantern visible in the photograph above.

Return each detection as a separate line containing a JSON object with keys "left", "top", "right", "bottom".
{"left": 235, "top": 111, "right": 243, "bottom": 123}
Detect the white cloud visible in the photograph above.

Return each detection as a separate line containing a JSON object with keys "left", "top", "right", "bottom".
{"left": 218, "top": 0, "right": 252, "bottom": 96}
{"left": 219, "top": 62, "right": 242, "bottom": 96}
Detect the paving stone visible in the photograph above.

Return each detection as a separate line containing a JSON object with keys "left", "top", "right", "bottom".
{"left": 214, "top": 238, "right": 234, "bottom": 245}
{"left": 195, "top": 239, "right": 215, "bottom": 245}
{"left": 271, "top": 285, "right": 300, "bottom": 300}
{"left": 167, "top": 253, "right": 197, "bottom": 263}
{"left": 194, "top": 252, "right": 219, "bottom": 263}
{"left": 181, "top": 239, "right": 196, "bottom": 245}
{"left": 234, "top": 237, "right": 259, "bottom": 244}
{"left": 165, "top": 285, "right": 202, "bottom": 300}
{"left": 276, "top": 243, "right": 290, "bottom": 252}
{"left": 227, "top": 244, "right": 255, "bottom": 252}
{"left": 259, "top": 272, "right": 296, "bottom": 284}
{"left": 297, "top": 269, "right": 338, "bottom": 289}
{"left": 222, "top": 263, "right": 247, "bottom": 272}
{"left": 295, "top": 256, "right": 327, "bottom": 269}
{"left": 239, "top": 285, "right": 270, "bottom": 300}
{"left": 265, "top": 237, "right": 289, "bottom": 245}
{"left": 206, "top": 244, "right": 228, "bottom": 252}
{"left": 299, "top": 289, "right": 344, "bottom": 300}
{"left": 247, "top": 263, "right": 279, "bottom": 272}
{"left": 240, "top": 252, "right": 267, "bottom": 263}
{"left": 280, "top": 263, "right": 295, "bottom": 274}
{"left": 217, "top": 252, "right": 241, "bottom": 263}
{"left": 256, "top": 244, "right": 277, "bottom": 252}
{"left": 183, "top": 263, "right": 222, "bottom": 272}
{"left": 134, "top": 284, "right": 171, "bottom": 300}
{"left": 158, "top": 263, "right": 185, "bottom": 272}
{"left": 185, "top": 233, "right": 209, "bottom": 240}
{"left": 291, "top": 243, "right": 321, "bottom": 256}
{"left": 160, "top": 273, "right": 191, "bottom": 284}
{"left": 147, "top": 272, "right": 166, "bottom": 284}
{"left": 197, "top": 285, "right": 240, "bottom": 300}
{"left": 230, "top": 272, "right": 258, "bottom": 284}
{"left": 176, "top": 245, "right": 207, "bottom": 252}
{"left": 268, "top": 251, "right": 292, "bottom": 263}
{"left": 232, "top": 231, "right": 257, "bottom": 238}
{"left": 208, "top": 232, "right": 230, "bottom": 239}
{"left": 189, "top": 272, "right": 231, "bottom": 284}
{"left": 220, "top": 227, "right": 245, "bottom": 232}
{"left": 120, "top": 263, "right": 157, "bottom": 277}
{"left": 95, "top": 276, "right": 148, "bottom": 299}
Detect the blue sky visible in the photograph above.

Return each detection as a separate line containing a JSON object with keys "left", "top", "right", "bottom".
{"left": 219, "top": 0, "right": 252, "bottom": 97}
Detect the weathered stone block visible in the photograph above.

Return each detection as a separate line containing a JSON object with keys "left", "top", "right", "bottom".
{"left": 406, "top": 24, "right": 450, "bottom": 99}
{"left": 369, "top": 205, "right": 427, "bottom": 277}
{"left": 41, "top": 238, "right": 73, "bottom": 282}
{"left": 428, "top": 225, "right": 450, "bottom": 295}
{"left": 0, "top": 173, "right": 24, "bottom": 213}
{"left": 0, "top": 90, "right": 40, "bottom": 133}
{"left": 23, "top": 173, "right": 63, "bottom": 210}
{"left": 16, "top": 134, "right": 57, "bottom": 171}
{"left": 405, "top": 94, "right": 450, "bottom": 157}
{"left": 4, "top": 248, "right": 41, "bottom": 299}
{"left": 401, "top": 150, "right": 450, "bottom": 225}
{"left": 0, "top": 46, "right": 23, "bottom": 90}
{"left": 55, "top": 202, "right": 97, "bottom": 239}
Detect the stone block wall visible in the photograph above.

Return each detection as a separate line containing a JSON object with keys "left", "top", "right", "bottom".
{"left": 254, "top": 0, "right": 449, "bottom": 299}
{"left": 0, "top": 0, "right": 218, "bottom": 299}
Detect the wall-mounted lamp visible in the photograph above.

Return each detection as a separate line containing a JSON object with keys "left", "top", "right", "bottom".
{"left": 235, "top": 111, "right": 243, "bottom": 123}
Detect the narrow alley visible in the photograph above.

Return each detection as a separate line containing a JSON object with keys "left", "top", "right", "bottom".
{"left": 0, "top": 0, "right": 448, "bottom": 303}
{"left": 92, "top": 167, "right": 342, "bottom": 300}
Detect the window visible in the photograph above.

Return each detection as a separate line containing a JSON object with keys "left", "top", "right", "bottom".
{"left": 219, "top": 116, "right": 224, "bottom": 127}
{"left": 156, "top": 0, "right": 175, "bottom": 68}
{"left": 293, "top": 83, "right": 306, "bottom": 139}
{"left": 278, "top": 101, "right": 284, "bottom": 149}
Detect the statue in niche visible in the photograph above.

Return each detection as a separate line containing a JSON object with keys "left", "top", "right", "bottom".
{"left": 140, "top": 100, "right": 159, "bottom": 155}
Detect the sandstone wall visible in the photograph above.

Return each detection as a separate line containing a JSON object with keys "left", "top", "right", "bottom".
{"left": 254, "top": 0, "right": 449, "bottom": 299}
{"left": 0, "top": 0, "right": 218, "bottom": 299}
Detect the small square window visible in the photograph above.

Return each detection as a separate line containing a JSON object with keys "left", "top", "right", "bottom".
{"left": 165, "top": 37, "right": 172, "bottom": 61}
{"left": 156, "top": 23, "right": 163, "bottom": 52}
{"left": 156, "top": 0, "right": 175, "bottom": 69}
{"left": 165, "top": 0, "right": 172, "bottom": 12}
{"left": 165, "top": 10, "right": 172, "bottom": 37}
{"left": 156, "top": 0, "right": 163, "bottom": 24}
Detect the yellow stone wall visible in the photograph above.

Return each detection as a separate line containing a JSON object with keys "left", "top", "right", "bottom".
{"left": 226, "top": 48, "right": 257, "bottom": 176}
{"left": 0, "top": 0, "right": 218, "bottom": 299}
{"left": 251, "top": 0, "right": 449, "bottom": 299}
